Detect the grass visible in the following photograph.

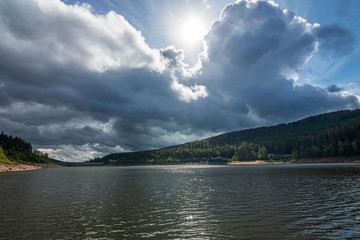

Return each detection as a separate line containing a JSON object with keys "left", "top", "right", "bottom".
{"left": 0, "top": 147, "right": 16, "bottom": 164}
{"left": 0, "top": 158, "right": 16, "bottom": 164}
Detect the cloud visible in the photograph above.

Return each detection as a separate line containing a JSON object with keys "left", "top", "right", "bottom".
{"left": 38, "top": 143, "right": 126, "bottom": 162}
{"left": 327, "top": 85, "right": 343, "bottom": 93}
{"left": 0, "top": 0, "right": 208, "bottom": 160}
{"left": 315, "top": 24, "right": 355, "bottom": 57}
{"left": 0, "top": 0, "right": 165, "bottom": 73}
{"left": 160, "top": 46, "right": 208, "bottom": 102}
{"left": 0, "top": 0, "right": 358, "bottom": 161}
{"left": 195, "top": 0, "right": 358, "bottom": 124}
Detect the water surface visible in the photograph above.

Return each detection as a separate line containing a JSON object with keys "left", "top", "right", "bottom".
{"left": 1, "top": 164, "right": 360, "bottom": 239}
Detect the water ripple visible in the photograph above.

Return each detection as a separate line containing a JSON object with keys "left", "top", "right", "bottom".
{"left": 1, "top": 164, "right": 360, "bottom": 239}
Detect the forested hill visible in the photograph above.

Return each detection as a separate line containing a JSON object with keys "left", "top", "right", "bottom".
{"left": 206, "top": 109, "right": 360, "bottom": 152}
{"left": 95, "top": 109, "right": 360, "bottom": 164}
{"left": 0, "top": 132, "right": 50, "bottom": 164}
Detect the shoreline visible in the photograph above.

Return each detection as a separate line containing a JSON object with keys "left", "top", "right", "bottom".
{"left": 228, "top": 160, "right": 285, "bottom": 165}
{"left": 1, "top": 156, "right": 360, "bottom": 172}
{"left": 228, "top": 156, "right": 360, "bottom": 165}
{"left": 0, "top": 163, "right": 55, "bottom": 173}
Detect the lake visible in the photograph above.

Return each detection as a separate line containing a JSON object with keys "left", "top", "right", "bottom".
{"left": 1, "top": 164, "right": 360, "bottom": 239}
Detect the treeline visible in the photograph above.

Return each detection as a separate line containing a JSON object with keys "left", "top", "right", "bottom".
{"left": 291, "top": 117, "right": 360, "bottom": 159}
{"left": 94, "top": 143, "right": 269, "bottom": 164}
{"left": 206, "top": 109, "right": 360, "bottom": 153}
{"left": 95, "top": 109, "right": 360, "bottom": 164}
{"left": 0, "top": 132, "right": 50, "bottom": 164}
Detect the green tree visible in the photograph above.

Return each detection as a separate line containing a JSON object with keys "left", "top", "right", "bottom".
{"left": 257, "top": 146, "right": 268, "bottom": 160}
{"left": 232, "top": 142, "right": 257, "bottom": 161}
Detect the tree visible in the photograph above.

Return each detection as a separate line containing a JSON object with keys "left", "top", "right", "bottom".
{"left": 257, "top": 146, "right": 268, "bottom": 160}
{"left": 232, "top": 142, "right": 257, "bottom": 161}
{"left": 0, "top": 132, "right": 50, "bottom": 164}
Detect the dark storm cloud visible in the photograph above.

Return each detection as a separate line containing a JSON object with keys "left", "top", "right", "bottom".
{"left": 0, "top": 0, "right": 358, "bottom": 161}
{"left": 315, "top": 24, "right": 355, "bottom": 57}
{"left": 327, "top": 85, "right": 343, "bottom": 93}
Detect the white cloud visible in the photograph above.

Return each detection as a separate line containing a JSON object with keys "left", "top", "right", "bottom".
{"left": 0, "top": 0, "right": 165, "bottom": 73}
{"left": 160, "top": 45, "right": 208, "bottom": 102}
{"left": 38, "top": 143, "right": 126, "bottom": 162}
{"left": 170, "top": 80, "right": 208, "bottom": 102}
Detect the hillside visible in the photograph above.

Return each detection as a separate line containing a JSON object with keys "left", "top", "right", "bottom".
{"left": 94, "top": 109, "right": 360, "bottom": 164}
{"left": 0, "top": 132, "right": 50, "bottom": 164}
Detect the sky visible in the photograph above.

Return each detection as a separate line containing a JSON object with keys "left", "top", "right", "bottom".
{"left": 0, "top": 0, "right": 359, "bottom": 161}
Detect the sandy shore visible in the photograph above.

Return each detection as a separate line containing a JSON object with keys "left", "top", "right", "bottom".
{"left": 0, "top": 163, "right": 45, "bottom": 172}
{"left": 228, "top": 160, "right": 285, "bottom": 165}
{"left": 228, "top": 157, "right": 360, "bottom": 165}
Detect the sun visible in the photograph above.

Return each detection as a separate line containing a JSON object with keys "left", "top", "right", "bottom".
{"left": 180, "top": 16, "right": 207, "bottom": 45}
